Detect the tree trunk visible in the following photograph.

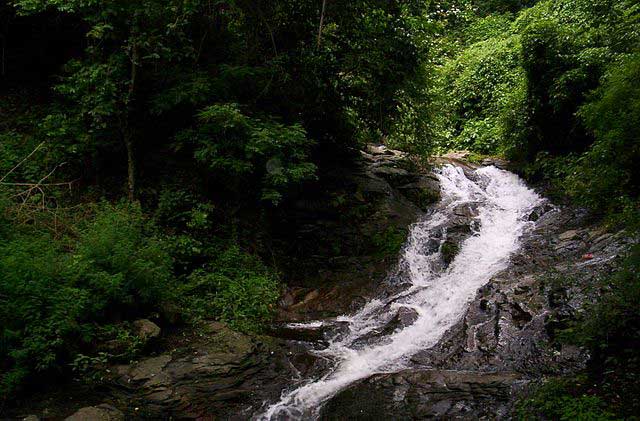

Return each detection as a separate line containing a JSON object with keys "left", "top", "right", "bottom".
{"left": 253, "top": 1, "right": 278, "bottom": 57}
{"left": 125, "top": 41, "right": 139, "bottom": 201}
{"left": 317, "top": 0, "right": 327, "bottom": 48}
{"left": 124, "top": 131, "right": 136, "bottom": 202}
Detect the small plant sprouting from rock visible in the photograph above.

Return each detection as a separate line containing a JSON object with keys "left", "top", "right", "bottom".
{"left": 372, "top": 227, "right": 408, "bottom": 260}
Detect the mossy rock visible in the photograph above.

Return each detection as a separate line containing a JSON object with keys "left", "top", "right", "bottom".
{"left": 441, "top": 240, "right": 460, "bottom": 266}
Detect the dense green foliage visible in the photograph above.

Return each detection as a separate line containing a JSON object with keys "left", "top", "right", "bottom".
{"left": 0, "top": 203, "right": 168, "bottom": 397}
{"left": 0, "top": 0, "right": 434, "bottom": 401}
{"left": 0, "top": 202, "right": 280, "bottom": 398}
{"left": 428, "top": 0, "right": 640, "bottom": 223}
{"left": 2, "top": 0, "right": 433, "bottom": 203}
{"left": 571, "top": 54, "right": 640, "bottom": 220}
{"left": 180, "top": 246, "right": 280, "bottom": 332}
{"left": 517, "top": 377, "right": 617, "bottom": 420}
{"left": 179, "top": 103, "right": 316, "bottom": 204}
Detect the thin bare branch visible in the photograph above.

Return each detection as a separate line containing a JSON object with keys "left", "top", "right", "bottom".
{"left": 0, "top": 141, "right": 45, "bottom": 183}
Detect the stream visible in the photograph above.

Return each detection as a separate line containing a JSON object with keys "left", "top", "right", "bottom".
{"left": 259, "top": 164, "right": 543, "bottom": 420}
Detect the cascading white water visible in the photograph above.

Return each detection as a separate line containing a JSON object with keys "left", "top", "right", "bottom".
{"left": 261, "top": 164, "right": 543, "bottom": 420}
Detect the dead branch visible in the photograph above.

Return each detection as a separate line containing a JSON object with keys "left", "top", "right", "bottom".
{"left": 0, "top": 141, "right": 45, "bottom": 183}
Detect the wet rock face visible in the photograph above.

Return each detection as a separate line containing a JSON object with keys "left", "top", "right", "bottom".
{"left": 274, "top": 145, "right": 441, "bottom": 321}
{"left": 439, "top": 202, "right": 480, "bottom": 267}
{"left": 358, "top": 145, "right": 438, "bottom": 233}
{"left": 409, "top": 207, "right": 635, "bottom": 375}
{"left": 322, "top": 370, "right": 520, "bottom": 420}
{"left": 396, "top": 306, "right": 420, "bottom": 327}
{"left": 108, "top": 322, "right": 296, "bottom": 419}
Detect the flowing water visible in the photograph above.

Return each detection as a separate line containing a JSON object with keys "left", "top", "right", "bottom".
{"left": 260, "top": 164, "right": 543, "bottom": 420}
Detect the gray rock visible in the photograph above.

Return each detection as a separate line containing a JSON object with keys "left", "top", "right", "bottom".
{"left": 397, "top": 307, "right": 420, "bottom": 327}
{"left": 126, "top": 354, "right": 171, "bottom": 382}
{"left": 398, "top": 176, "right": 441, "bottom": 210}
{"left": 321, "top": 369, "right": 521, "bottom": 419}
{"left": 372, "top": 166, "right": 417, "bottom": 186}
{"left": 109, "top": 321, "right": 285, "bottom": 418}
{"left": 559, "top": 229, "right": 580, "bottom": 241}
{"left": 482, "top": 157, "right": 510, "bottom": 169}
{"left": 65, "top": 404, "right": 124, "bottom": 421}
{"left": 366, "top": 144, "right": 396, "bottom": 156}
{"left": 453, "top": 203, "right": 479, "bottom": 218}
{"left": 132, "top": 319, "right": 161, "bottom": 341}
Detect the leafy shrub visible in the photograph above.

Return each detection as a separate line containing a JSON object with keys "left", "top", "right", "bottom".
{"left": 440, "top": 240, "right": 460, "bottom": 265}
{"left": 74, "top": 203, "right": 174, "bottom": 313}
{"left": 179, "top": 245, "right": 280, "bottom": 332}
{"left": 517, "top": 377, "right": 617, "bottom": 420}
{"left": 463, "top": 13, "right": 514, "bottom": 43}
{"left": 518, "top": 15, "right": 595, "bottom": 159}
{"left": 176, "top": 103, "right": 317, "bottom": 205}
{"left": 568, "top": 53, "right": 640, "bottom": 217}
{"left": 0, "top": 193, "right": 10, "bottom": 236}
{"left": 0, "top": 203, "right": 173, "bottom": 398}
{"left": 0, "top": 234, "right": 82, "bottom": 398}
{"left": 371, "top": 227, "right": 408, "bottom": 259}
{"left": 434, "top": 34, "right": 527, "bottom": 154}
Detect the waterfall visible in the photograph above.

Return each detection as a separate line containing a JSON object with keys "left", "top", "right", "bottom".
{"left": 260, "top": 164, "right": 543, "bottom": 420}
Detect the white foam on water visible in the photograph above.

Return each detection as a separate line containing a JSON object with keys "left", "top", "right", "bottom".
{"left": 285, "top": 321, "right": 326, "bottom": 329}
{"left": 260, "top": 165, "right": 543, "bottom": 420}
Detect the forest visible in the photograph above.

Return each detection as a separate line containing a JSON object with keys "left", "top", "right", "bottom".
{"left": 1, "top": 0, "right": 639, "bottom": 419}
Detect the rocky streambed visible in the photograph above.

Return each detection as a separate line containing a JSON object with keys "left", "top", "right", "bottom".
{"left": 321, "top": 207, "right": 634, "bottom": 419}
{"left": 11, "top": 148, "right": 635, "bottom": 420}
{"left": 265, "top": 153, "right": 635, "bottom": 420}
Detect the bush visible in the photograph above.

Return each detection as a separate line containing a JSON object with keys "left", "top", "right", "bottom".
{"left": 179, "top": 245, "right": 280, "bottom": 332}
{"left": 568, "top": 53, "right": 640, "bottom": 217}
{"left": 434, "top": 33, "right": 527, "bottom": 154}
{"left": 75, "top": 203, "right": 174, "bottom": 314}
{"left": 0, "top": 234, "right": 82, "bottom": 398}
{"left": 518, "top": 15, "right": 595, "bottom": 159}
{"left": 0, "top": 203, "right": 173, "bottom": 398}
{"left": 0, "top": 193, "right": 10, "bottom": 236}
{"left": 517, "top": 377, "right": 617, "bottom": 420}
{"left": 176, "top": 103, "right": 317, "bottom": 205}
{"left": 371, "top": 227, "right": 408, "bottom": 259}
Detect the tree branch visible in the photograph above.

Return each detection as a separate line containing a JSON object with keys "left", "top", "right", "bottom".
{"left": 0, "top": 141, "right": 45, "bottom": 183}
